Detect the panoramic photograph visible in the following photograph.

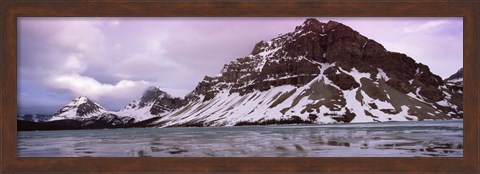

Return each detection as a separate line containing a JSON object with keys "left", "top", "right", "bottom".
{"left": 17, "top": 17, "right": 463, "bottom": 157}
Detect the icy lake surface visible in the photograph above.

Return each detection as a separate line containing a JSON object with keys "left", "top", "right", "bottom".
{"left": 17, "top": 120, "right": 463, "bottom": 157}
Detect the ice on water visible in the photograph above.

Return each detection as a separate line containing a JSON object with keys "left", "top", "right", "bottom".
{"left": 17, "top": 120, "right": 463, "bottom": 157}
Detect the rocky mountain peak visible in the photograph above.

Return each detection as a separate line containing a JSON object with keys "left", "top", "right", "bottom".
{"left": 117, "top": 86, "right": 183, "bottom": 122}
{"left": 71, "top": 96, "right": 89, "bottom": 104}
{"left": 50, "top": 96, "right": 107, "bottom": 121}
{"left": 446, "top": 68, "right": 463, "bottom": 81}
{"left": 445, "top": 68, "right": 463, "bottom": 86}
{"left": 139, "top": 86, "right": 169, "bottom": 107}
{"left": 62, "top": 96, "right": 103, "bottom": 110}
{"left": 294, "top": 18, "right": 325, "bottom": 33}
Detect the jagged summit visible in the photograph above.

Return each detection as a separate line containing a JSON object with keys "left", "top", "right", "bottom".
{"left": 139, "top": 86, "right": 169, "bottom": 107}
{"left": 294, "top": 19, "right": 351, "bottom": 35}
{"left": 445, "top": 68, "right": 463, "bottom": 86}
{"left": 295, "top": 18, "right": 324, "bottom": 32}
{"left": 116, "top": 86, "right": 182, "bottom": 122}
{"left": 65, "top": 96, "right": 92, "bottom": 106}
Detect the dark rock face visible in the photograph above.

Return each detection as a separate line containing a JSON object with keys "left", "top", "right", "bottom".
{"left": 445, "top": 68, "right": 464, "bottom": 86}
{"left": 139, "top": 86, "right": 168, "bottom": 107}
{"left": 76, "top": 99, "right": 103, "bottom": 116}
{"left": 119, "top": 86, "right": 184, "bottom": 118}
{"left": 140, "top": 86, "right": 183, "bottom": 114}
{"left": 151, "top": 97, "right": 183, "bottom": 115}
{"left": 324, "top": 67, "right": 359, "bottom": 90}
{"left": 445, "top": 68, "right": 463, "bottom": 81}
{"left": 140, "top": 87, "right": 184, "bottom": 114}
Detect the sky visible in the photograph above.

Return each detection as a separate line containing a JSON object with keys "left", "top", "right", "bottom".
{"left": 18, "top": 17, "right": 463, "bottom": 115}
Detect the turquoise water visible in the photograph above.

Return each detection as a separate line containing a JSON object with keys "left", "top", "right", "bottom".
{"left": 17, "top": 120, "right": 463, "bottom": 157}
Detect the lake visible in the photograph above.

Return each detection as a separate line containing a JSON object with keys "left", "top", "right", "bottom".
{"left": 17, "top": 120, "right": 463, "bottom": 157}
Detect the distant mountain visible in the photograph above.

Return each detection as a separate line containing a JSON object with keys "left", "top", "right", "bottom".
{"left": 19, "top": 87, "right": 182, "bottom": 131}
{"left": 444, "top": 67, "right": 463, "bottom": 98}
{"left": 17, "top": 114, "right": 52, "bottom": 122}
{"left": 116, "top": 86, "right": 183, "bottom": 122}
{"left": 155, "top": 18, "right": 463, "bottom": 127}
{"left": 445, "top": 68, "right": 463, "bottom": 86}
{"left": 19, "top": 95, "right": 163, "bottom": 131}
{"left": 23, "top": 96, "right": 136, "bottom": 131}
{"left": 48, "top": 96, "right": 109, "bottom": 121}
{"left": 17, "top": 115, "right": 161, "bottom": 131}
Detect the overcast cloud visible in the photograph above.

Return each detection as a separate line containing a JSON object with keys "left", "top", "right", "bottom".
{"left": 18, "top": 17, "right": 463, "bottom": 115}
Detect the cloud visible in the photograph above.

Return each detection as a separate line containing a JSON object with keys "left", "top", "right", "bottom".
{"left": 46, "top": 73, "right": 152, "bottom": 109}
{"left": 108, "top": 20, "right": 120, "bottom": 27}
{"left": 111, "top": 53, "right": 184, "bottom": 80}
{"left": 53, "top": 20, "right": 105, "bottom": 53}
{"left": 402, "top": 20, "right": 448, "bottom": 33}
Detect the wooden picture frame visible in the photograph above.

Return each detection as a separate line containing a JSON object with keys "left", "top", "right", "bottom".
{"left": 1, "top": 0, "right": 478, "bottom": 173}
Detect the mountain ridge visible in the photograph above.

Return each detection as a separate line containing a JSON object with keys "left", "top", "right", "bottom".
{"left": 116, "top": 86, "right": 183, "bottom": 122}
{"left": 20, "top": 18, "right": 463, "bottom": 130}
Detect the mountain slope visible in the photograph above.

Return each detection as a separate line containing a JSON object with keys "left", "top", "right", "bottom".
{"left": 155, "top": 18, "right": 463, "bottom": 127}
{"left": 445, "top": 68, "right": 463, "bottom": 86}
{"left": 116, "top": 86, "right": 183, "bottom": 122}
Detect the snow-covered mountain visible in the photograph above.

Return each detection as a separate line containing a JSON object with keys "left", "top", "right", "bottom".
{"left": 444, "top": 67, "right": 463, "bottom": 97}
{"left": 39, "top": 87, "right": 181, "bottom": 128}
{"left": 154, "top": 18, "right": 463, "bottom": 127}
{"left": 49, "top": 96, "right": 109, "bottom": 121}
{"left": 445, "top": 68, "right": 463, "bottom": 86}
{"left": 116, "top": 86, "right": 183, "bottom": 122}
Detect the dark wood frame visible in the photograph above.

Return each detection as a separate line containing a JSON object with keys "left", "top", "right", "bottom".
{"left": 1, "top": 0, "right": 478, "bottom": 173}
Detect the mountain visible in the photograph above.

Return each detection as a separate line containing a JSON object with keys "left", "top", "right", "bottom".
{"left": 445, "top": 68, "right": 463, "bottom": 86}
{"left": 22, "top": 96, "right": 137, "bottom": 131}
{"left": 17, "top": 114, "right": 52, "bottom": 122}
{"left": 444, "top": 68, "right": 463, "bottom": 97}
{"left": 154, "top": 18, "right": 463, "bottom": 127}
{"left": 48, "top": 96, "right": 109, "bottom": 121}
{"left": 116, "top": 86, "right": 183, "bottom": 122}
{"left": 19, "top": 95, "right": 163, "bottom": 131}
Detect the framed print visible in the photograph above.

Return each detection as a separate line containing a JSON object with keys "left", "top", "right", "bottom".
{"left": 1, "top": 0, "right": 479, "bottom": 173}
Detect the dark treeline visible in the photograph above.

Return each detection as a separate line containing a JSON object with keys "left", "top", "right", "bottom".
{"left": 17, "top": 117, "right": 162, "bottom": 131}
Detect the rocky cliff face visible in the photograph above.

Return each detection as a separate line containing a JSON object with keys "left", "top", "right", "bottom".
{"left": 444, "top": 68, "right": 463, "bottom": 103}
{"left": 156, "top": 18, "right": 463, "bottom": 127}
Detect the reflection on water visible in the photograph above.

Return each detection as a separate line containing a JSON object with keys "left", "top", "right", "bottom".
{"left": 17, "top": 120, "right": 463, "bottom": 157}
